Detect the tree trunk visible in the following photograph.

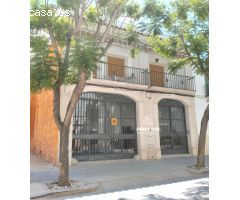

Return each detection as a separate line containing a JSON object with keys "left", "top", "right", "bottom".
{"left": 196, "top": 104, "right": 209, "bottom": 169}
{"left": 53, "top": 70, "right": 87, "bottom": 186}
{"left": 58, "top": 125, "right": 70, "bottom": 186}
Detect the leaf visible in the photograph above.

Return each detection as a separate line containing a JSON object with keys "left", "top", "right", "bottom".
{"left": 168, "top": 58, "right": 190, "bottom": 73}
{"left": 143, "top": 0, "right": 209, "bottom": 78}
{"left": 30, "top": 36, "right": 59, "bottom": 92}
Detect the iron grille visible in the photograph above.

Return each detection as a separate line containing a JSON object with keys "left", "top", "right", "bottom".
{"left": 72, "top": 92, "right": 137, "bottom": 161}
{"left": 158, "top": 99, "right": 189, "bottom": 155}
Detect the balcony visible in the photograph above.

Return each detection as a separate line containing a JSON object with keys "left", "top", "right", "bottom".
{"left": 93, "top": 61, "right": 195, "bottom": 91}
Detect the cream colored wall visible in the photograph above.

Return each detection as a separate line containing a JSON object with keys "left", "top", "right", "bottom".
{"left": 60, "top": 84, "right": 199, "bottom": 165}
{"left": 58, "top": 43, "right": 208, "bottom": 164}
{"left": 58, "top": 28, "right": 208, "bottom": 163}
{"left": 193, "top": 73, "right": 209, "bottom": 155}
{"left": 105, "top": 43, "right": 191, "bottom": 78}
{"left": 80, "top": 24, "right": 194, "bottom": 77}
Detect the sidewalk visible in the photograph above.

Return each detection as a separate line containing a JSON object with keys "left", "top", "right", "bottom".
{"left": 30, "top": 154, "right": 209, "bottom": 199}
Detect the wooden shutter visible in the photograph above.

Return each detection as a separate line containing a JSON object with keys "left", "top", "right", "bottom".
{"left": 150, "top": 64, "right": 164, "bottom": 86}
{"left": 108, "top": 56, "right": 125, "bottom": 77}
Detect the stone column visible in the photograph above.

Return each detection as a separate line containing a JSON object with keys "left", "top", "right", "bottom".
{"left": 136, "top": 93, "right": 161, "bottom": 160}
{"left": 185, "top": 99, "right": 199, "bottom": 156}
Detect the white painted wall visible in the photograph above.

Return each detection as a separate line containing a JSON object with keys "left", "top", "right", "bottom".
{"left": 194, "top": 73, "right": 208, "bottom": 131}
{"left": 106, "top": 43, "right": 193, "bottom": 76}
{"left": 193, "top": 73, "right": 209, "bottom": 154}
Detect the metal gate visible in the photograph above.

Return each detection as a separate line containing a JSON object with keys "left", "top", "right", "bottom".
{"left": 158, "top": 99, "right": 188, "bottom": 154}
{"left": 72, "top": 92, "right": 137, "bottom": 161}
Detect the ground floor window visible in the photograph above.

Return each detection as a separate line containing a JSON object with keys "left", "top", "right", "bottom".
{"left": 158, "top": 99, "right": 188, "bottom": 155}
{"left": 72, "top": 92, "right": 137, "bottom": 161}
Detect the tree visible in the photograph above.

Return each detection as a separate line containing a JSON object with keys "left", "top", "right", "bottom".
{"left": 141, "top": 0, "right": 209, "bottom": 169}
{"left": 30, "top": 0, "right": 140, "bottom": 186}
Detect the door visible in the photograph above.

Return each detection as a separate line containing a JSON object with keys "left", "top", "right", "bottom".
{"left": 108, "top": 56, "right": 125, "bottom": 78}
{"left": 72, "top": 92, "right": 137, "bottom": 161}
{"left": 158, "top": 99, "right": 188, "bottom": 154}
{"left": 150, "top": 64, "right": 164, "bottom": 86}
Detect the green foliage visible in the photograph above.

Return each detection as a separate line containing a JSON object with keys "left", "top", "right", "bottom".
{"left": 125, "top": 24, "right": 140, "bottom": 58}
{"left": 31, "top": 0, "right": 46, "bottom": 9}
{"left": 57, "top": 0, "right": 79, "bottom": 10}
{"left": 98, "top": 0, "right": 109, "bottom": 8}
{"left": 143, "top": 0, "right": 209, "bottom": 78}
{"left": 66, "top": 38, "right": 102, "bottom": 84}
{"left": 139, "top": 0, "right": 169, "bottom": 35}
{"left": 125, "top": 1, "right": 141, "bottom": 19}
{"left": 171, "top": 0, "right": 189, "bottom": 21}
{"left": 168, "top": 58, "right": 191, "bottom": 73}
{"left": 143, "top": 0, "right": 165, "bottom": 18}
{"left": 148, "top": 35, "right": 178, "bottom": 58}
{"left": 130, "top": 48, "right": 140, "bottom": 58}
{"left": 85, "top": 6, "right": 98, "bottom": 23}
{"left": 30, "top": 36, "right": 58, "bottom": 92}
{"left": 190, "top": 0, "right": 209, "bottom": 21}
{"left": 126, "top": 24, "right": 139, "bottom": 44}
{"left": 30, "top": 0, "right": 141, "bottom": 93}
{"left": 85, "top": 0, "right": 126, "bottom": 23}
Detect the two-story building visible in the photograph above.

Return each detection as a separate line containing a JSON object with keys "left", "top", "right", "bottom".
{"left": 30, "top": 26, "right": 209, "bottom": 164}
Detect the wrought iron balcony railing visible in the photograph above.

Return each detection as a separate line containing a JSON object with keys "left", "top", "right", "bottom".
{"left": 93, "top": 61, "right": 195, "bottom": 91}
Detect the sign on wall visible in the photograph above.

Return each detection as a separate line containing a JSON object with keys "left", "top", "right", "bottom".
{"left": 111, "top": 118, "right": 118, "bottom": 126}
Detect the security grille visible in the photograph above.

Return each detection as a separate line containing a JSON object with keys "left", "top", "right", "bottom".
{"left": 72, "top": 92, "right": 137, "bottom": 161}
{"left": 158, "top": 99, "right": 188, "bottom": 154}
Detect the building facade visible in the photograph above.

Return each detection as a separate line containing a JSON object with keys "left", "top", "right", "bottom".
{"left": 30, "top": 28, "right": 209, "bottom": 164}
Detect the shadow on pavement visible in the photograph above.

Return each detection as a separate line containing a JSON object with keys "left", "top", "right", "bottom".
{"left": 117, "top": 180, "right": 209, "bottom": 200}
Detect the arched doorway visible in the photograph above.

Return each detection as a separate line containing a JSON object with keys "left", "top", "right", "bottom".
{"left": 72, "top": 92, "right": 137, "bottom": 161}
{"left": 158, "top": 99, "right": 188, "bottom": 155}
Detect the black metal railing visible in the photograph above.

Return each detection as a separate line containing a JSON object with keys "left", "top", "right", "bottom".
{"left": 93, "top": 61, "right": 195, "bottom": 91}
{"left": 94, "top": 61, "right": 149, "bottom": 85}
{"left": 149, "top": 71, "right": 196, "bottom": 91}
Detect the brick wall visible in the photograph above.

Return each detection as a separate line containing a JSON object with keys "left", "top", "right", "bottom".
{"left": 30, "top": 90, "right": 59, "bottom": 164}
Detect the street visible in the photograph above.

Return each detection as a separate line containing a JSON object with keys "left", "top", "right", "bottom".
{"left": 61, "top": 178, "right": 209, "bottom": 200}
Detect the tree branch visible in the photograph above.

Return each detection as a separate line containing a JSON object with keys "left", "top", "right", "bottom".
{"left": 63, "top": 69, "right": 87, "bottom": 127}
{"left": 178, "top": 31, "right": 193, "bottom": 61}
{"left": 99, "top": 2, "right": 126, "bottom": 45}
{"left": 86, "top": 0, "right": 94, "bottom": 8}
{"left": 178, "top": 30, "right": 208, "bottom": 78}
{"left": 62, "top": 30, "right": 73, "bottom": 79}
{"left": 53, "top": 87, "right": 63, "bottom": 132}
{"left": 100, "top": 38, "right": 114, "bottom": 58}
{"left": 74, "top": 0, "right": 91, "bottom": 36}
{"left": 114, "top": 15, "right": 127, "bottom": 37}
{"left": 48, "top": 26, "right": 63, "bottom": 67}
{"left": 93, "top": 19, "right": 102, "bottom": 45}
{"left": 196, "top": 52, "right": 208, "bottom": 78}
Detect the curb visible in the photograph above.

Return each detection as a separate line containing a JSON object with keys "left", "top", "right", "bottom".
{"left": 186, "top": 167, "right": 209, "bottom": 174}
{"left": 30, "top": 183, "right": 100, "bottom": 199}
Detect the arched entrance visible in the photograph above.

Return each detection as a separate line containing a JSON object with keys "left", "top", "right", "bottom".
{"left": 158, "top": 99, "right": 188, "bottom": 155}
{"left": 72, "top": 92, "right": 137, "bottom": 161}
